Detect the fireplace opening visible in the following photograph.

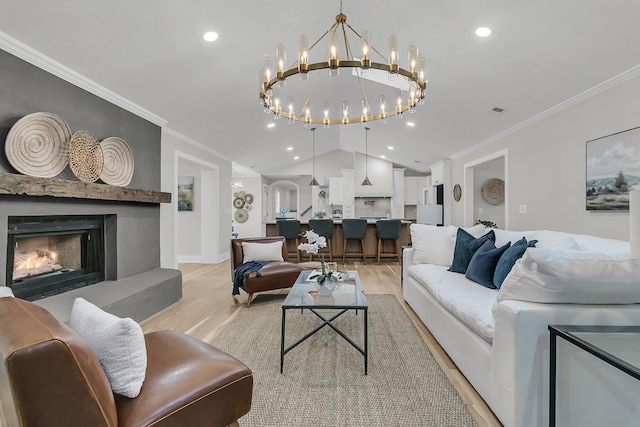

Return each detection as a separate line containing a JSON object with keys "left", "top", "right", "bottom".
{"left": 7, "top": 216, "right": 105, "bottom": 301}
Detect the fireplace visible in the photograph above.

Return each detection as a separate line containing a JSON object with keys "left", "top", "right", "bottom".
{"left": 7, "top": 216, "right": 105, "bottom": 301}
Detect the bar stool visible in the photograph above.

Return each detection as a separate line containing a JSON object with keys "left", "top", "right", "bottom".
{"left": 276, "top": 219, "right": 301, "bottom": 262}
{"left": 341, "top": 218, "right": 367, "bottom": 265}
{"left": 308, "top": 219, "right": 334, "bottom": 262}
{"left": 376, "top": 219, "right": 402, "bottom": 265}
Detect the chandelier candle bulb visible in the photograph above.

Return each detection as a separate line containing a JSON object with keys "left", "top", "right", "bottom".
{"left": 276, "top": 44, "right": 286, "bottom": 78}
{"left": 418, "top": 54, "right": 426, "bottom": 83}
{"left": 409, "top": 43, "right": 418, "bottom": 76}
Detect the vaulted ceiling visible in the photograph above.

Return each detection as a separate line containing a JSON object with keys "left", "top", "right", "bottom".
{"left": 2, "top": 1, "right": 640, "bottom": 176}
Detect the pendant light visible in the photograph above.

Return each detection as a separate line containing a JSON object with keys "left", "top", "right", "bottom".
{"left": 309, "top": 127, "right": 319, "bottom": 186}
{"left": 361, "top": 127, "right": 372, "bottom": 186}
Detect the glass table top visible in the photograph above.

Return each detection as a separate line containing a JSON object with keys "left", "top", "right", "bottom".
{"left": 550, "top": 325, "right": 640, "bottom": 379}
{"left": 282, "top": 270, "right": 367, "bottom": 309}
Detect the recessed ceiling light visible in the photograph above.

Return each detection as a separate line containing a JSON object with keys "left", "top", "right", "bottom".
{"left": 387, "top": 146, "right": 394, "bottom": 150}
{"left": 287, "top": 146, "right": 293, "bottom": 151}
{"left": 203, "top": 31, "right": 219, "bottom": 42}
{"left": 267, "top": 123, "right": 276, "bottom": 128}
{"left": 294, "top": 156, "right": 300, "bottom": 160}
{"left": 406, "top": 122, "right": 416, "bottom": 127}
{"left": 475, "top": 27, "right": 492, "bottom": 37}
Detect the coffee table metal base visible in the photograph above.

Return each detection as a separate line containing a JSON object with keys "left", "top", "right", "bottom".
{"left": 280, "top": 307, "right": 368, "bottom": 375}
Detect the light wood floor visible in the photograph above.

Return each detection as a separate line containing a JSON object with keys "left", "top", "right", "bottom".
{"left": 140, "top": 261, "right": 503, "bottom": 427}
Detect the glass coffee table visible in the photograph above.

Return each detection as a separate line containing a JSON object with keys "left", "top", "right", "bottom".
{"left": 548, "top": 325, "right": 640, "bottom": 427}
{"left": 281, "top": 270, "right": 368, "bottom": 374}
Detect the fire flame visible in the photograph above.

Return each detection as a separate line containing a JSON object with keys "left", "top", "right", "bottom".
{"left": 13, "top": 250, "right": 62, "bottom": 282}
{"left": 18, "top": 252, "right": 56, "bottom": 270}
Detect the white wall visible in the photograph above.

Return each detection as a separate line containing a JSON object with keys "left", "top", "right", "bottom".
{"left": 176, "top": 160, "right": 202, "bottom": 259}
{"left": 161, "top": 130, "right": 232, "bottom": 268}
{"left": 231, "top": 176, "right": 263, "bottom": 238}
{"left": 450, "top": 71, "right": 640, "bottom": 241}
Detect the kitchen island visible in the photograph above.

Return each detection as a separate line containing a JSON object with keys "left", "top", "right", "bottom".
{"left": 265, "top": 219, "right": 412, "bottom": 262}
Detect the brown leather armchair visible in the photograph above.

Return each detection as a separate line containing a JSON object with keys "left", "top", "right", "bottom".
{"left": 0, "top": 296, "right": 253, "bottom": 427}
{"left": 230, "top": 236, "right": 302, "bottom": 307}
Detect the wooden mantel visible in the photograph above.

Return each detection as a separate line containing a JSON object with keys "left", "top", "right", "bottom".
{"left": 0, "top": 173, "right": 171, "bottom": 204}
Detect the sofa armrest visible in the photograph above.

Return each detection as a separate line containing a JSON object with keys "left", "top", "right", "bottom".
{"left": 491, "top": 300, "right": 640, "bottom": 427}
{"left": 402, "top": 247, "right": 415, "bottom": 286}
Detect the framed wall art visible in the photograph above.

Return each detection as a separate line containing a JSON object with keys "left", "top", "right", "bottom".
{"left": 178, "top": 176, "right": 194, "bottom": 211}
{"left": 586, "top": 126, "right": 640, "bottom": 211}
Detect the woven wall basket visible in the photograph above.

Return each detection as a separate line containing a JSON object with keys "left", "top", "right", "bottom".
{"left": 481, "top": 178, "right": 505, "bottom": 205}
{"left": 4, "top": 112, "right": 71, "bottom": 178}
{"left": 68, "top": 131, "right": 104, "bottom": 183}
{"left": 99, "top": 137, "right": 134, "bottom": 186}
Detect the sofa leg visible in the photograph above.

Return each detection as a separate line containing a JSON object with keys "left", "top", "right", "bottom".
{"left": 228, "top": 421, "right": 240, "bottom": 427}
{"left": 246, "top": 294, "right": 254, "bottom": 308}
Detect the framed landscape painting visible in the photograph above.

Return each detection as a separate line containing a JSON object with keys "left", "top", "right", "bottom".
{"left": 178, "top": 176, "right": 194, "bottom": 211}
{"left": 586, "top": 126, "right": 640, "bottom": 211}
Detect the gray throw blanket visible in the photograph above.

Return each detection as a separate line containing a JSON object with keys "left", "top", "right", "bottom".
{"left": 233, "top": 261, "right": 270, "bottom": 295}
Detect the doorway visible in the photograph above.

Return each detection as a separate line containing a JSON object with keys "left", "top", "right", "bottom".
{"left": 463, "top": 149, "right": 509, "bottom": 229}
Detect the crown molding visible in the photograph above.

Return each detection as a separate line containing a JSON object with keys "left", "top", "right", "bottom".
{"left": 451, "top": 64, "right": 640, "bottom": 160}
{"left": 163, "top": 127, "right": 231, "bottom": 162}
{"left": 0, "top": 31, "right": 167, "bottom": 127}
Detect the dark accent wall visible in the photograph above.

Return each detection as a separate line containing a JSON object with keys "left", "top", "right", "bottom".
{"left": 0, "top": 48, "right": 162, "bottom": 284}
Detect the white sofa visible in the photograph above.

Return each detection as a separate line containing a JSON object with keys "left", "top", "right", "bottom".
{"left": 403, "top": 224, "right": 640, "bottom": 427}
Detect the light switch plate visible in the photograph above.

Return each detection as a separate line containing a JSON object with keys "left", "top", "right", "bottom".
{"left": 519, "top": 204, "right": 527, "bottom": 214}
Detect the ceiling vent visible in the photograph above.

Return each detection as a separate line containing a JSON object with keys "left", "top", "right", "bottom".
{"left": 486, "top": 107, "right": 505, "bottom": 115}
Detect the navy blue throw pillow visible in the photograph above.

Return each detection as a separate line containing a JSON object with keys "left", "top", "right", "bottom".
{"left": 493, "top": 237, "right": 538, "bottom": 288}
{"left": 448, "top": 228, "right": 496, "bottom": 274}
{"left": 465, "top": 240, "right": 511, "bottom": 289}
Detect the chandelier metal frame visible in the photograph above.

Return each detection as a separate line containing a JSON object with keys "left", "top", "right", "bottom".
{"left": 259, "top": 3, "right": 427, "bottom": 126}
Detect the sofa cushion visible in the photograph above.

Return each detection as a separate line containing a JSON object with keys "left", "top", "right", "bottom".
{"left": 449, "top": 229, "right": 496, "bottom": 274}
{"left": 241, "top": 241, "right": 284, "bottom": 263}
{"left": 69, "top": 298, "right": 147, "bottom": 398}
{"left": 465, "top": 240, "right": 511, "bottom": 289}
{"left": 493, "top": 237, "right": 538, "bottom": 288}
{"left": 496, "top": 248, "right": 640, "bottom": 305}
{"left": 409, "top": 264, "right": 497, "bottom": 342}
{"left": 410, "top": 224, "right": 456, "bottom": 266}
{"left": 490, "top": 228, "right": 537, "bottom": 248}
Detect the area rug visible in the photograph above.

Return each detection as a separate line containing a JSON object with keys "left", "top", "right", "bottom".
{"left": 211, "top": 294, "right": 477, "bottom": 426}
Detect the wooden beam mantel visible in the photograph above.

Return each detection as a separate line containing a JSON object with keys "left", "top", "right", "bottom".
{"left": 0, "top": 173, "right": 171, "bottom": 204}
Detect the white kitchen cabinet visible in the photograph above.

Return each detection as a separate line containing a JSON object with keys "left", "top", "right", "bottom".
{"left": 392, "top": 168, "right": 405, "bottom": 218}
{"left": 329, "top": 177, "right": 343, "bottom": 205}
{"left": 341, "top": 169, "right": 355, "bottom": 218}
{"left": 342, "top": 169, "right": 355, "bottom": 203}
{"left": 404, "top": 177, "right": 419, "bottom": 205}
{"left": 404, "top": 176, "right": 429, "bottom": 205}
{"left": 416, "top": 176, "right": 428, "bottom": 205}
{"left": 430, "top": 161, "right": 445, "bottom": 186}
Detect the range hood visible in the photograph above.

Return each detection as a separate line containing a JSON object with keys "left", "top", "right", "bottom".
{"left": 354, "top": 153, "right": 394, "bottom": 197}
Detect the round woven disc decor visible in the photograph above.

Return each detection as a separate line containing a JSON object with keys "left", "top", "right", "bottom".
{"left": 99, "top": 137, "right": 134, "bottom": 186}
{"left": 5, "top": 112, "right": 71, "bottom": 177}
{"left": 68, "top": 131, "right": 104, "bottom": 183}
{"left": 481, "top": 178, "right": 505, "bottom": 205}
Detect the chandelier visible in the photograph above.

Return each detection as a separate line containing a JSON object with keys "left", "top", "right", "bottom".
{"left": 259, "top": 2, "right": 427, "bottom": 126}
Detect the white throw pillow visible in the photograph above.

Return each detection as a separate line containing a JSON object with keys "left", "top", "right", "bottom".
{"left": 461, "top": 224, "right": 487, "bottom": 238}
{"left": 242, "top": 241, "right": 284, "bottom": 263}
{"left": 411, "top": 224, "right": 455, "bottom": 266}
{"left": 496, "top": 248, "right": 640, "bottom": 305}
{"left": 0, "top": 287, "right": 14, "bottom": 297}
{"left": 489, "top": 228, "right": 538, "bottom": 248}
{"left": 69, "top": 298, "right": 147, "bottom": 398}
